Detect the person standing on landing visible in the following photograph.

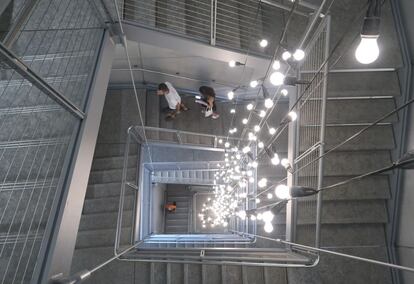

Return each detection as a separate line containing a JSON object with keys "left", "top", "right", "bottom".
{"left": 157, "top": 82, "right": 188, "bottom": 120}
{"left": 199, "top": 85, "right": 219, "bottom": 119}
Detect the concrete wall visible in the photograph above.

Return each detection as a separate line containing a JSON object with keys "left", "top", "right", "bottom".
{"left": 395, "top": 0, "right": 414, "bottom": 283}
{"left": 152, "top": 183, "right": 167, "bottom": 233}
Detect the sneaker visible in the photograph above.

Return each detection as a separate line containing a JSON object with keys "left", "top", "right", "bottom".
{"left": 211, "top": 113, "right": 220, "bottom": 119}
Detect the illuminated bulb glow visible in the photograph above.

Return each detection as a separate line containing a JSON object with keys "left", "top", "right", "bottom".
{"left": 264, "top": 98, "right": 274, "bottom": 109}
{"left": 259, "top": 39, "right": 268, "bottom": 47}
{"left": 270, "top": 71, "right": 285, "bottom": 86}
{"left": 267, "top": 193, "right": 273, "bottom": 199}
{"left": 282, "top": 51, "right": 292, "bottom": 61}
{"left": 355, "top": 37, "right": 379, "bottom": 64}
{"left": 271, "top": 154, "right": 280, "bottom": 165}
{"left": 288, "top": 111, "right": 297, "bottom": 121}
{"left": 256, "top": 198, "right": 261, "bottom": 204}
{"left": 259, "top": 110, "right": 266, "bottom": 117}
{"left": 258, "top": 178, "right": 268, "bottom": 188}
{"left": 272, "top": 60, "right": 281, "bottom": 70}
{"left": 250, "top": 80, "right": 259, "bottom": 88}
{"left": 281, "top": 89, "right": 288, "bottom": 96}
{"left": 246, "top": 104, "right": 254, "bottom": 111}
{"left": 258, "top": 141, "right": 264, "bottom": 148}
{"left": 264, "top": 222, "right": 274, "bottom": 233}
{"left": 242, "top": 118, "right": 248, "bottom": 124}
{"left": 269, "top": 127, "right": 276, "bottom": 135}
{"left": 293, "top": 49, "right": 305, "bottom": 61}
{"left": 262, "top": 211, "right": 274, "bottom": 223}
{"left": 251, "top": 161, "right": 258, "bottom": 168}
{"left": 218, "top": 139, "right": 223, "bottom": 144}
{"left": 227, "top": 91, "right": 234, "bottom": 100}
{"left": 254, "top": 125, "right": 260, "bottom": 132}
{"left": 275, "top": 184, "right": 291, "bottom": 199}
{"left": 230, "top": 108, "right": 236, "bottom": 113}
{"left": 242, "top": 146, "right": 251, "bottom": 154}
{"left": 224, "top": 142, "right": 230, "bottom": 148}
{"left": 228, "top": 60, "right": 236, "bottom": 67}
{"left": 281, "top": 158, "right": 289, "bottom": 169}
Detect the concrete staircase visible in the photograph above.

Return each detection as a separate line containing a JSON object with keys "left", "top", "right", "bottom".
{"left": 164, "top": 186, "right": 192, "bottom": 234}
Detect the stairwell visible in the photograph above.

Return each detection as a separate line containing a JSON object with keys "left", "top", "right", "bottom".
{"left": 164, "top": 185, "right": 192, "bottom": 234}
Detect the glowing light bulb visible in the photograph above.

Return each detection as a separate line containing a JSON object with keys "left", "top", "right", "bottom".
{"left": 264, "top": 222, "right": 274, "bottom": 233}
{"left": 270, "top": 71, "right": 285, "bottom": 86}
{"left": 249, "top": 177, "right": 255, "bottom": 183}
{"left": 281, "top": 89, "right": 288, "bottom": 96}
{"left": 251, "top": 161, "right": 258, "bottom": 168}
{"left": 282, "top": 51, "right": 291, "bottom": 61}
{"left": 271, "top": 153, "right": 280, "bottom": 165}
{"left": 281, "top": 158, "right": 289, "bottom": 169}
{"left": 269, "top": 127, "right": 276, "bottom": 135}
{"left": 224, "top": 142, "right": 230, "bottom": 148}
{"left": 264, "top": 98, "right": 274, "bottom": 109}
{"left": 230, "top": 108, "right": 236, "bottom": 114}
{"left": 238, "top": 210, "right": 247, "bottom": 220}
{"left": 258, "top": 141, "right": 264, "bottom": 148}
{"left": 293, "top": 49, "right": 305, "bottom": 61}
{"left": 256, "top": 198, "right": 261, "bottom": 204}
{"left": 259, "top": 39, "right": 268, "bottom": 47}
{"left": 259, "top": 110, "right": 266, "bottom": 117}
{"left": 247, "top": 103, "right": 254, "bottom": 110}
{"left": 267, "top": 193, "right": 273, "bottom": 199}
{"left": 288, "top": 111, "right": 297, "bottom": 121}
{"left": 258, "top": 178, "right": 267, "bottom": 188}
{"left": 355, "top": 37, "right": 379, "bottom": 64}
{"left": 229, "top": 60, "right": 236, "bottom": 67}
{"left": 227, "top": 91, "right": 234, "bottom": 100}
{"left": 254, "top": 125, "right": 260, "bottom": 132}
{"left": 218, "top": 139, "right": 223, "bottom": 144}
{"left": 250, "top": 215, "right": 257, "bottom": 221}
{"left": 272, "top": 60, "right": 281, "bottom": 70}
{"left": 250, "top": 80, "right": 259, "bottom": 88}
{"left": 242, "top": 146, "right": 251, "bottom": 153}
{"left": 242, "top": 118, "right": 248, "bottom": 124}
{"left": 275, "top": 184, "right": 291, "bottom": 199}
{"left": 262, "top": 211, "right": 274, "bottom": 223}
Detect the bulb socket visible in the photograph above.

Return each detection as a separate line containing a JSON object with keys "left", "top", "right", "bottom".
{"left": 290, "top": 186, "right": 318, "bottom": 198}
{"left": 361, "top": 17, "right": 380, "bottom": 37}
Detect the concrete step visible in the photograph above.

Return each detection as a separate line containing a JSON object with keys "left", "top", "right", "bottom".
{"left": 296, "top": 200, "right": 388, "bottom": 225}
{"left": 78, "top": 210, "right": 133, "bottom": 231}
{"left": 91, "top": 155, "right": 138, "bottom": 171}
{"left": 85, "top": 182, "right": 133, "bottom": 199}
{"left": 83, "top": 195, "right": 134, "bottom": 214}
{"left": 296, "top": 223, "right": 387, "bottom": 247}
{"left": 88, "top": 167, "right": 136, "bottom": 184}
{"left": 75, "top": 227, "right": 131, "bottom": 249}
{"left": 94, "top": 142, "right": 139, "bottom": 159}
{"left": 301, "top": 98, "right": 397, "bottom": 125}
{"left": 299, "top": 124, "right": 395, "bottom": 151}
{"left": 327, "top": 71, "right": 400, "bottom": 97}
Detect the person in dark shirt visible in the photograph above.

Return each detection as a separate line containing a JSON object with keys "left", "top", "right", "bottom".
{"left": 198, "top": 86, "right": 219, "bottom": 119}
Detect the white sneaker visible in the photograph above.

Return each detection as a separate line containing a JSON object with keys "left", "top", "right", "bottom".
{"left": 211, "top": 113, "right": 220, "bottom": 119}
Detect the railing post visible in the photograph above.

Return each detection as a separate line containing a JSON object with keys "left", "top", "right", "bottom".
{"left": 210, "top": 0, "right": 217, "bottom": 45}
{"left": 315, "top": 15, "right": 330, "bottom": 248}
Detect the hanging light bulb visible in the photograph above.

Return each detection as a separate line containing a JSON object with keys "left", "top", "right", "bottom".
{"left": 242, "top": 146, "right": 251, "bottom": 154}
{"left": 227, "top": 91, "right": 234, "bottom": 100}
{"left": 264, "top": 98, "right": 274, "bottom": 109}
{"left": 355, "top": 1, "right": 381, "bottom": 64}
{"left": 258, "top": 141, "right": 264, "bottom": 148}
{"left": 269, "top": 127, "right": 276, "bottom": 135}
{"left": 282, "top": 51, "right": 291, "bottom": 61}
{"left": 267, "top": 193, "right": 273, "bottom": 199}
{"left": 255, "top": 198, "right": 261, "bottom": 204}
{"left": 249, "top": 177, "right": 255, "bottom": 183}
{"left": 250, "top": 80, "right": 259, "bottom": 88}
{"left": 269, "top": 71, "right": 285, "bottom": 86}
{"left": 230, "top": 108, "right": 236, "bottom": 114}
{"left": 281, "top": 158, "right": 290, "bottom": 169}
{"left": 272, "top": 60, "right": 281, "bottom": 70}
{"left": 281, "top": 89, "right": 288, "bottom": 96}
{"left": 258, "top": 178, "right": 267, "bottom": 188}
{"left": 288, "top": 111, "right": 297, "bottom": 121}
{"left": 293, "top": 49, "right": 305, "bottom": 61}
{"left": 259, "top": 110, "right": 266, "bottom": 117}
{"left": 262, "top": 211, "right": 274, "bottom": 223}
{"left": 246, "top": 103, "right": 254, "bottom": 110}
{"left": 355, "top": 37, "right": 379, "bottom": 64}
{"left": 251, "top": 161, "right": 258, "bottom": 168}
{"left": 250, "top": 215, "right": 257, "bottom": 221}
{"left": 275, "top": 184, "right": 291, "bottom": 199}
{"left": 254, "top": 125, "right": 260, "bottom": 132}
{"left": 218, "top": 139, "right": 223, "bottom": 144}
{"left": 242, "top": 118, "right": 248, "bottom": 124}
{"left": 224, "top": 142, "right": 230, "bottom": 148}
{"left": 259, "top": 39, "right": 268, "bottom": 47}
{"left": 264, "top": 222, "right": 274, "bottom": 233}
{"left": 271, "top": 153, "right": 280, "bottom": 165}
{"left": 228, "top": 60, "right": 236, "bottom": 67}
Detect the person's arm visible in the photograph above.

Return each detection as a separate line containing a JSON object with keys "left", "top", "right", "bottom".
{"left": 156, "top": 90, "right": 164, "bottom": 96}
